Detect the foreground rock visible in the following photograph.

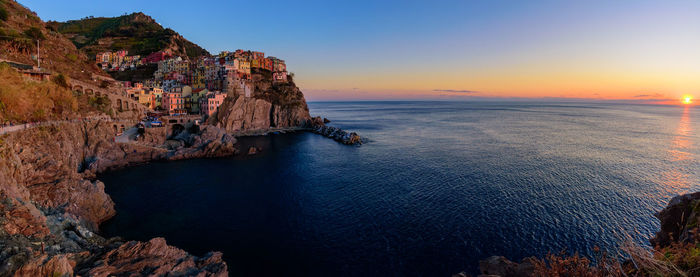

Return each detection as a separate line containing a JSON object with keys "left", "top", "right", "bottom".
{"left": 650, "top": 192, "right": 700, "bottom": 248}
{"left": 86, "top": 238, "right": 226, "bottom": 276}
{"left": 0, "top": 120, "right": 232, "bottom": 275}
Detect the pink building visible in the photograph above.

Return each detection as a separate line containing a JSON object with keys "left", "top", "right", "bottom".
{"left": 273, "top": 71, "right": 288, "bottom": 82}
{"left": 163, "top": 91, "right": 185, "bottom": 115}
{"left": 200, "top": 92, "right": 227, "bottom": 117}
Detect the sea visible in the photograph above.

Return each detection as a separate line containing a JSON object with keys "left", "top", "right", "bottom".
{"left": 99, "top": 101, "right": 700, "bottom": 276}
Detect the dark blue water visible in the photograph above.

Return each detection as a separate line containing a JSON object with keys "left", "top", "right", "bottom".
{"left": 100, "top": 101, "right": 700, "bottom": 276}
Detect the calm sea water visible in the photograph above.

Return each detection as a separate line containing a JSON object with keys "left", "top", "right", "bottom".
{"left": 100, "top": 101, "right": 700, "bottom": 276}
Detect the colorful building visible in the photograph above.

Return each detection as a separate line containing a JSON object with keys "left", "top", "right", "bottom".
{"left": 163, "top": 90, "right": 186, "bottom": 115}
{"left": 144, "top": 51, "right": 172, "bottom": 64}
{"left": 200, "top": 91, "right": 227, "bottom": 117}
{"left": 150, "top": 87, "right": 163, "bottom": 109}
{"left": 273, "top": 72, "right": 288, "bottom": 83}
{"left": 189, "top": 88, "right": 209, "bottom": 114}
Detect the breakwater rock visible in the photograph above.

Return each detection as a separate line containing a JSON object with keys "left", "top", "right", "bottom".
{"left": 311, "top": 124, "right": 364, "bottom": 145}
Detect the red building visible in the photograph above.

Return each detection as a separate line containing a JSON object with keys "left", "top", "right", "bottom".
{"left": 144, "top": 51, "right": 172, "bottom": 64}
{"left": 252, "top": 51, "right": 265, "bottom": 59}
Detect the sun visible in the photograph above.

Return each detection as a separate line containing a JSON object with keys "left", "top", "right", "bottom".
{"left": 682, "top": 95, "right": 693, "bottom": 105}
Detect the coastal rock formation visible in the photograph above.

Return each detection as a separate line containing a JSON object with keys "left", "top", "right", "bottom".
{"left": 86, "top": 238, "right": 226, "bottom": 276}
{"left": 310, "top": 117, "right": 365, "bottom": 145}
{"left": 213, "top": 96, "right": 275, "bottom": 132}
{"left": 0, "top": 120, "right": 233, "bottom": 275}
{"left": 650, "top": 192, "right": 700, "bottom": 247}
{"left": 212, "top": 79, "right": 312, "bottom": 133}
{"left": 453, "top": 256, "right": 535, "bottom": 277}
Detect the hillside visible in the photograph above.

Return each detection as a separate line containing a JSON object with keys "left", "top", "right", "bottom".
{"left": 50, "top": 12, "right": 210, "bottom": 59}
{"left": 0, "top": 0, "right": 108, "bottom": 81}
{"left": 0, "top": 63, "right": 115, "bottom": 123}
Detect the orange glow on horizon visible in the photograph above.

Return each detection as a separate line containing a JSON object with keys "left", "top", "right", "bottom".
{"left": 682, "top": 95, "right": 693, "bottom": 104}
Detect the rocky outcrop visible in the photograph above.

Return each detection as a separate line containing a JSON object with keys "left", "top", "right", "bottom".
{"left": 212, "top": 80, "right": 312, "bottom": 133}
{"left": 308, "top": 116, "right": 364, "bottom": 145}
{"left": 454, "top": 256, "right": 535, "bottom": 277}
{"left": 311, "top": 124, "right": 364, "bottom": 145}
{"left": 85, "top": 238, "right": 226, "bottom": 276}
{"left": 213, "top": 96, "right": 275, "bottom": 132}
{"left": 650, "top": 192, "right": 700, "bottom": 248}
{"left": 0, "top": 120, "right": 232, "bottom": 275}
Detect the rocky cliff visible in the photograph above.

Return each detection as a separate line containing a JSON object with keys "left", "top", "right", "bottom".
{"left": 212, "top": 77, "right": 313, "bottom": 133}
{"left": 0, "top": 120, "right": 236, "bottom": 276}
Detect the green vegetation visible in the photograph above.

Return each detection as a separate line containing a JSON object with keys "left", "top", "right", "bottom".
{"left": 108, "top": 63, "right": 158, "bottom": 82}
{"left": 0, "top": 25, "right": 44, "bottom": 52}
{"left": 65, "top": 53, "right": 77, "bottom": 62}
{"left": 52, "top": 73, "right": 69, "bottom": 88}
{"left": 88, "top": 95, "right": 111, "bottom": 114}
{"left": 53, "top": 13, "right": 209, "bottom": 58}
{"left": 0, "top": 5, "right": 7, "bottom": 22}
{"left": 23, "top": 26, "right": 44, "bottom": 40}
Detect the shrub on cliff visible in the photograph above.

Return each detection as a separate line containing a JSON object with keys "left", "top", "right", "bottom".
{"left": 52, "top": 73, "right": 69, "bottom": 88}
{"left": 0, "top": 6, "right": 7, "bottom": 22}
{"left": 23, "top": 26, "right": 44, "bottom": 40}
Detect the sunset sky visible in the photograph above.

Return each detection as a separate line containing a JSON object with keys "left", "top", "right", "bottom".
{"left": 21, "top": 0, "right": 700, "bottom": 101}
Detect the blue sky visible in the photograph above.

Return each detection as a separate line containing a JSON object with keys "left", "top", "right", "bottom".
{"left": 19, "top": 0, "right": 700, "bottom": 101}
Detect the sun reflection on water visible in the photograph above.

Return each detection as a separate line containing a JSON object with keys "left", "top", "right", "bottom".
{"left": 662, "top": 106, "right": 694, "bottom": 193}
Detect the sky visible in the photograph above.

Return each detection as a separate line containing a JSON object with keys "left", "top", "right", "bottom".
{"left": 19, "top": 0, "right": 700, "bottom": 101}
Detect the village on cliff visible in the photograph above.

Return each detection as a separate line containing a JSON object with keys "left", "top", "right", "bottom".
{"left": 96, "top": 49, "right": 289, "bottom": 118}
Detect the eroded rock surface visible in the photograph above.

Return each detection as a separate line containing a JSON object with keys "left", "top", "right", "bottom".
{"left": 0, "top": 120, "right": 231, "bottom": 275}
{"left": 212, "top": 80, "right": 312, "bottom": 133}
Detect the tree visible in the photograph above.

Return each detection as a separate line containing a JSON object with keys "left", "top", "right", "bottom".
{"left": 23, "top": 27, "right": 45, "bottom": 41}
{"left": 0, "top": 6, "right": 8, "bottom": 21}
{"left": 52, "top": 74, "right": 69, "bottom": 88}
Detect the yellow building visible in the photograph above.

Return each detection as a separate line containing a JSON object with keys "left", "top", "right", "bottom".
{"left": 235, "top": 59, "right": 251, "bottom": 74}
{"left": 150, "top": 88, "right": 163, "bottom": 109}
{"left": 138, "top": 93, "right": 152, "bottom": 107}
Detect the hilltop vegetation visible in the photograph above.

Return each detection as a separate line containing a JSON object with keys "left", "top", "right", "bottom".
{"left": 49, "top": 12, "right": 209, "bottom": 59}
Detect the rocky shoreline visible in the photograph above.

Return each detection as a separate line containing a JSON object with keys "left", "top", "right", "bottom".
{"left": 0, "top": 114, "right": 366, "bottom": 276}
{"left": 0, "top": 120, "right": 239, "bottom": 276}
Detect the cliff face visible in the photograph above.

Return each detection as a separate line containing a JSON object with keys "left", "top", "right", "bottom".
{"left": 0, "top": 121, "right": 234, "bottom": 275}
{"left": 212, "top": 79, "right": 313, "bottom": 133}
